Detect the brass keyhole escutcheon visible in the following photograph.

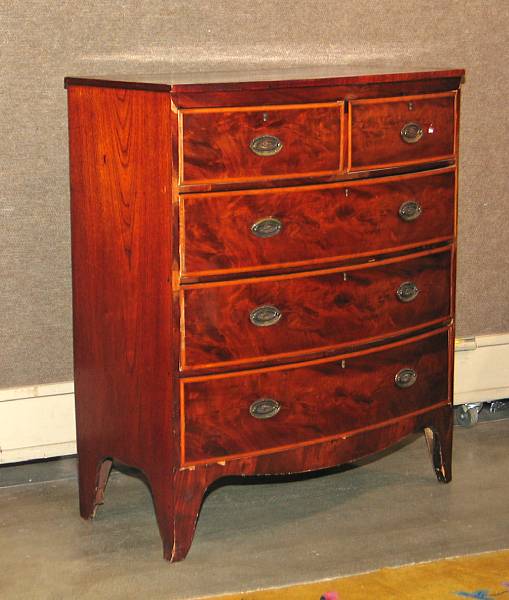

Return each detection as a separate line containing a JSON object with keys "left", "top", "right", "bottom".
{"left": 396, "top": 281, "right": 419, "bottom": 303}
{"left": 250, "top": 135, "right": 283, "bottom": 157}
{"left": 249, "top": 305, "right": 282, "bottom": 327}
{"left": 400, "top": 122, "right": 423, "bottom": 144}
{"left": 249, "top": 398, "right": 281, "bottom": 420}
{"left": 251, "top": 217, "right": 283, "bottom": 239}
{"left": 395, "top": 368, "right": 418, "bottom": 388}
{"left": 398, "top": 200, "right": 422, "bottom": 222}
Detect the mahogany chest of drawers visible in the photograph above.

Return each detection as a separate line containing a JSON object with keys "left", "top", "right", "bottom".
{"left": 65, "top": 66, "right": 464, "bottom": 561}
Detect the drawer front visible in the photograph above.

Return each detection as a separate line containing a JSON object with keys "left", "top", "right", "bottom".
{"left": 179, "top": 102, "right": 343, "bottom": 184}
{"left": 182, "top": 249, "right": 451, "bottom": 369}
{"left": 349, "top": 92, "right": 456, "bottom": 171}
{"left": 182, "top": 331, "right": 450, "bottom": 464}
{"left": 181, "top": 169, "right": 455, "bottom": 276}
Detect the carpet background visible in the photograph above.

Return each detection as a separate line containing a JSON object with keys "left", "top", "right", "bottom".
{"left": 1, "top": 0, "right": 509, "bottom": 387}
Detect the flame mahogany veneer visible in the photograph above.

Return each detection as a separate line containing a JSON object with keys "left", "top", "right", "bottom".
{"left": 181, "top": 168, "right": 455, "bottom": 277}
{"left": 65, "top": 66, "right": 463, "bottom": 562}
{"left": 180, "top": 102, "right": 344, "bottom": 183}
{"left": 181, "top": 249, "right": 451, "bottom": 369}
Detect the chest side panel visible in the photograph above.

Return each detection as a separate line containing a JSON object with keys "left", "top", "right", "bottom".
{"left": 68, "top": 86, "right": 176, "bottom": 472}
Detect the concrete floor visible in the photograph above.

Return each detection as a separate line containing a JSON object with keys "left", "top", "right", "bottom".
{"left": 1, "top": 420, "right": 509, "bottom": 600}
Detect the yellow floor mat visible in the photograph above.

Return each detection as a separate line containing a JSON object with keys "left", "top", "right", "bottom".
{"left": 196, "top": 549, "right": 509, "bottom": 600}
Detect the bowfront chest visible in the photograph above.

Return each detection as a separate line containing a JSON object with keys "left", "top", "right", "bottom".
{"left": 65, "top": 66, "right": 464, "bottom": 561}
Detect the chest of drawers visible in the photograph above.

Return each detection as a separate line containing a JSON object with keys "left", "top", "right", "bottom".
{"left": 65, "top": 66, "right": 464, "bottom": 561}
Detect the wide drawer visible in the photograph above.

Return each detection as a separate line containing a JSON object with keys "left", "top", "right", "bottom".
{"left": 349, "top": 92, "right": 456, "bottom": 171}
{"left": 181, "top": 168, "right": 455, "bottom": 277}
{"left": 179, "top": 102, "right": 343, "bottom": 184}
{"left": 181, "top": 248, "right": 451, "bottom": 369}
{"left": 181, "top": 330, "right": 450, "bottom": 464}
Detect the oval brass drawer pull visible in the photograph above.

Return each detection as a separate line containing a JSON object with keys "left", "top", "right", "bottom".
{"left": 396, "top": 281, "right": 419, "bottom": 303}
{"left": 400, "top": 122, "right": 424, "bottom": 144}
{"left": 250, "top": 134, "right": 283, "bottom": 157}
{"left": 251, "top": 217, "right": 283, "bottom": 238}
{"left": 398, "top": 200, "right": 422, "bottom": 222}
{"left": 249, "top": 398, "right": 281, "bottom": 419}
{"left": 249, "top": 304, "right": 282, "bottom": 327}
{"left": 395, "top": 368, "right": 418, "bottom": 388}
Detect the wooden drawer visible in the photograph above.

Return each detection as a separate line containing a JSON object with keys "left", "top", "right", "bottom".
{"left": 181, "top": 248, "right": 451, "bottom": 369}
{"left": 179, "top": 102, "right": 344, "bottom": 184}
{"left": 181, "top": 330, "right": 450, "bottom": 464}
{"left": 181, "top": 168, "right": 455, "bottom": 277}
{"left": 348, "top": 92, "right": 457, "bottom": 171}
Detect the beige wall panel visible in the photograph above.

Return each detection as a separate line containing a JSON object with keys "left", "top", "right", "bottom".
{"left": 1, "top": 0, "right": 508, "bottom": 387}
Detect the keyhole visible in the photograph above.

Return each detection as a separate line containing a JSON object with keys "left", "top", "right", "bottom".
{"left": 262, "top": 112, "right": 269, "bottom": 123}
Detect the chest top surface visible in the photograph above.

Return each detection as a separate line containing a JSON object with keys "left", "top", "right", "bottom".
{"left": 64, "top": 64, "right": 465, "bottom": 92}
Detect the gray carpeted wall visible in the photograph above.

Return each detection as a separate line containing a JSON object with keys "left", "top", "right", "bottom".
{"left": 1, "top": 0, "right": 508, "bottom": 387}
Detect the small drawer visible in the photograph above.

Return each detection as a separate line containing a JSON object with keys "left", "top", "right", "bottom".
{"left": 179, "top": 102, "right": 344, "bottom": 184}
{"left": 348, "top": 92, "right": 457, "bottom": 171}
{"left": 181, "top": 168, "right": 455, "bottom": 277}
{"left": 181, "top": 249, "right": 451, "bottom": 369}
{"left": 181, "top": 331, "right": 450, "bottom": 464}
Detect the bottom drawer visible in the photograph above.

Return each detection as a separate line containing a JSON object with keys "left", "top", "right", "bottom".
{"left": 181, "top": 330, "right": 449, "bottom": 465}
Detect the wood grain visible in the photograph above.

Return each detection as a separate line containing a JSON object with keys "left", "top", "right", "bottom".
{"left": 181, "top": 168, "right": 455, "bottom": 277}
{"left": 179, "top": 103, "right": 343, "bottom": 184}
{"left": 67, "top": 85, "right": 178, "bottom": 555}
{"left": 182, "top": 331, "right": 449, "bottom": 463}
{"left": 182, "top": 249, "right": 452, "bottom": 369}
{"left": 349, "top": 92, "right": 456, "bottom": 170}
